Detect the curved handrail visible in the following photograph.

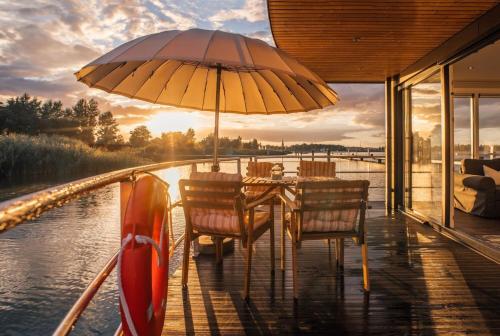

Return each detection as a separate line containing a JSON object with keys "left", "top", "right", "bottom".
{"left": 0, "top": 157, "right": 238, "bottom": 234}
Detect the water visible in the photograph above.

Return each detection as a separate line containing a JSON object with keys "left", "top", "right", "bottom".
{"left": 0, "top": 157, "right": 384, "bottom": 335}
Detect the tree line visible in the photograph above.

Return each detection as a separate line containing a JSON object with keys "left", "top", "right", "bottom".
{"left": 0, "top": 93, "right": 384, "bottom": 163}
{"left": 0, "top": 94, "right": 277, "bottom": 162}
{"left": 0, "top": 94, "right": 122, "bottom": 146}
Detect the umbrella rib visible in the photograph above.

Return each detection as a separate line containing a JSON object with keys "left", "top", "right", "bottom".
{"left": 201, "top": 30, "right": 217, "bottom": 63}
{"left": 128, "top": 61, "right": 164, "bottom": 98}
{"left": 236, "top": 71, "right": 248, "bottom": 114}
{"left": 106, "top": 61, "right": 147, "bottom": 94}
{"left": 294, "top": 77, "right": 323, "bottom": 109}
{"left": 153, "top": 61, "right": 183, "bottom": 104}
{"left": 201, "top": 66, "right": 210, "bottom": 110}
{"left": 107, "top": 34, "right": 152, "bottom": 64}
{"left": 179, "top": 63, "right": 199, "bottom": 105}
{"left": 248, "top": 72, "right": 269, "bottom": 114}
{"left": 89, "top": 62, "right": 131, "bottom": 90}
{"left": 255, "top": 71, "right": 287, "bottom": 113}
{"left": 220, "top": 70, "right": 227, "bottom": 113}
{"left": 79, "top": 62, "right": 123, "bottom": 85}
{"left": 274, "top": 48, "right": 305, "bottom": 81}
{"left": 242, "top": 36, "right": 256, "bottom": 68}
{"left": 149, "top": 30, "right": 183, "bottom": 60}
{"left": 275, "top": 71, "right": 318, "bottom": 111}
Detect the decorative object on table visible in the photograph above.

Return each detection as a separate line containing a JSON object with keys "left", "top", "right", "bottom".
{"left": 271, "top": 164, "right": 284, "bottom": 180}
{"left": 245, "top": 161, "right": 283, "bottom": 201}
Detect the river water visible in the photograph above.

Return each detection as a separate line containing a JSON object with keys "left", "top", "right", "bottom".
{"left": 0, "top": 157, "right": 384, "bottom": 335}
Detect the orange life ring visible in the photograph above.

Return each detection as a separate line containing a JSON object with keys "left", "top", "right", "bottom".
{"left": 119, "top": 174, "right": 170, "bottom": 336}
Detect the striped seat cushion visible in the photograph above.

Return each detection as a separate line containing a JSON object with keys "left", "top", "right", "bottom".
{"left": 189, "top": 172, "right": 243, "bottom": 235}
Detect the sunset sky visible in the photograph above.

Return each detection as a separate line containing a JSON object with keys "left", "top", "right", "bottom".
{"left": 0, "top": 0, "right": 385, "bottom": 146}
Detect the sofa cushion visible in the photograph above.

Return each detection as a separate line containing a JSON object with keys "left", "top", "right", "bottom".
{"left": 484, "top": 165, "right": 500, "bottom": 185}
{"left": 461, "top": 158, "right": 500, "bottom": 175}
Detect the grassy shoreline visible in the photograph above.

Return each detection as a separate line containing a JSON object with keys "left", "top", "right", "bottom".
{"left": 0, "top": 133, "right": 151, "bottom": 179}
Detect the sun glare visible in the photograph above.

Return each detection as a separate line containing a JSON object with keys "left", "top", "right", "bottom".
{"left": 145, "top": 111, "right": 201, "bottom": 135}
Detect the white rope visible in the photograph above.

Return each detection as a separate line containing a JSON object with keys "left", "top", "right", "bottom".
{"left": 118, "top": 173, "right": 170, "bottom": 336}
{"left": 117, "top": 233, "right": 164, "bottom": 336}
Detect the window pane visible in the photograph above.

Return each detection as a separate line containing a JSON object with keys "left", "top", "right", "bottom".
{"left": 411, "top": 73, "right": 442, "bottom": 223}
{"left": 479, "top": 97, "right": 500, "bottom": 159}
{"left": 453, "top": 97, "right": 472, "bottom": 169}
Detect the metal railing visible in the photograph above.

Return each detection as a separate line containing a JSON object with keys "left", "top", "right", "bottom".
{"left": 0, "top": 157, "right": 239, "bottom": 234}
{"left": 0, "top": 154, "right": 386, "bottom": 335}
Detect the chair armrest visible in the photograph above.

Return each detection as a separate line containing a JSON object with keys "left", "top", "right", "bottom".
{"left": 278, "top": 193, "right": 298, "bottom": 211}
{"left": 454, "top": 173, "right": 496, "bottom": 191}
{"left": 244, "top": 193, "right": 275, "bottom": 210}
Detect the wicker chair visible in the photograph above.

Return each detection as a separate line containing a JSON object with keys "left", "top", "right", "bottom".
{"left": 244, "top": 161, "right": 283, "bottom": 201}
{"left": 280, "top": 179, "right": 370, "bottom": 299}
{"left": 179, "top": 172, "right": 275, "bottom": 299}
{"left": 298, "top": 160, "right": 336, "bottom": 177}
{"left": 297, "top": 160, "right": 338, "bottom": 262}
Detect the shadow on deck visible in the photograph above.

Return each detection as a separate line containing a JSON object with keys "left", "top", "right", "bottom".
{"left": 163, "top": 208, "right": 500, "bottom": 335}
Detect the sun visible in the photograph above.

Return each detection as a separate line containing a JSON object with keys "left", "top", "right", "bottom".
{"left": 145, "top": 111, "right": 201, "bottom": 135}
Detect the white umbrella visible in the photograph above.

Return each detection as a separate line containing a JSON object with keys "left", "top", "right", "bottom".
{"left": 76, "top": 28, "right": 338, "bottom": 170}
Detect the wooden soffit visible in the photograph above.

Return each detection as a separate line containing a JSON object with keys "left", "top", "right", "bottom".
{"left": 268, "top": 0, "right": 500, "bottom": 83}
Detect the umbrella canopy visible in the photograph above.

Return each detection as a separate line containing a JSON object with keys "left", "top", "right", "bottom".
{"left": 75, "top": 28, "right": 338, "bottom": 169}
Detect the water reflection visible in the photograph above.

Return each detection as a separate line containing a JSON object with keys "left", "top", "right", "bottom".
{"left": 0, "top": 158, "right": 384, "bottom": 335}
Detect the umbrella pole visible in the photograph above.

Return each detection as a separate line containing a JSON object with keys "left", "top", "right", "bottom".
{"left": 212, "top": 63, "right": 222, "bottom": 172}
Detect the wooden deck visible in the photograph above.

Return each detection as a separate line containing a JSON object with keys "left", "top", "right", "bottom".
{"left": 454, "top": 210, "right": 500, "bottom": 250}
{"left": 163, "top": 209, "right": 500, "bottom": 335}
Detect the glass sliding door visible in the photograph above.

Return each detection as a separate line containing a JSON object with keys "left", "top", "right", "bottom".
{"left": 408, "top": 72, "right": 443, "bottom": 224}
{"left": 453, "top": 96, "right": 472, "bottom": 167}
{"left": 479, "top": 97, "right": 500, "bottom": 159}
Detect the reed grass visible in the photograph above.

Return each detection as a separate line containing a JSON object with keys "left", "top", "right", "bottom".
{"left": 0, "top": 133, "right": 151, "bottom": 179}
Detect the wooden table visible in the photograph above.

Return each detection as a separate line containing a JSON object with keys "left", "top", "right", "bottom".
{"left": 242, "top": 176, "right": 296, "bottom": 271}
{"left": 242, "top": 176, "right": 296, "bottom": 187}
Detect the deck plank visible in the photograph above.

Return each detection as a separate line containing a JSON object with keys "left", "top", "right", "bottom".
{"left": 163, "top": 210, "right": 500, "bottom": 335}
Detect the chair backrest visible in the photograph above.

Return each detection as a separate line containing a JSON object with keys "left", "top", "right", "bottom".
{"left": 298, "top": 160, "right": 336, "bottom": 177}
{"left": 246, "top": 161, "right": 283, "bottom": 194}
{"left": 294, "top": 179, "right": 369, "bottom": 238}
{"left": 246, "top": 161, "right": 279, "bottom": 177}
{"left": 179, "top": 172, "right": 245, "bottom": 237}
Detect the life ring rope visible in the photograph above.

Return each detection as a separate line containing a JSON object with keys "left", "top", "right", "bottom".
{"left": 118, "top": 172, "right": 171, "bottom": 336}
{"left": 118, "top": 233, "right": 163, "bottom": 336}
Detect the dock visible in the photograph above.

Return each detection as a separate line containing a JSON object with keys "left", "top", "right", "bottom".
{"left": 163, "top": 208, "right": 500, "bottom": 335}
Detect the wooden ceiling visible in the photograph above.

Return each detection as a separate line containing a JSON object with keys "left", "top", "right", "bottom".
{"left": 268, "top": 0, "right": 500, "bottom": 82}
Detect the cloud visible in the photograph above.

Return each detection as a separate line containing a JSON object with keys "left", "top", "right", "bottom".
{"left": 246, "top": 30, "right": 274, "bottom": 45}
{"left": 331, "top": 84, "right": 385, "bottom": 127}
{"left": 0, "top": 72, "right": 81, "bottom": 100}
{"left": 209, "top": 0, "right": 266, "bottom": 28}
{"left": 0, "top": 0, "right": 386, "bottom": 146}
{"left": 1, "top": 25, "right": 99, "bottom": 75}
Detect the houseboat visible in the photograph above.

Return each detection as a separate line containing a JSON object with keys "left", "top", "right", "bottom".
{"left": 0, "top": 1, "right": 499, "bottom": 335}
